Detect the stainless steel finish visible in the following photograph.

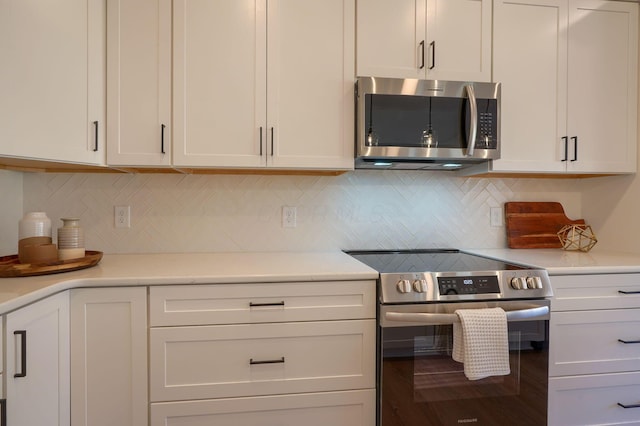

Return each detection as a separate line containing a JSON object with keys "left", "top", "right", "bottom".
{"left": 355, "top": 77, "right": 501, "bottom": 170}
{"left": 464, "top": 84, "right": 478, "bottom": 156}
{"left": 380, "top": 299, "right": 550, "bottom": 328}
{"left": 379, "top": 268, "right": 552, "bottom": 304}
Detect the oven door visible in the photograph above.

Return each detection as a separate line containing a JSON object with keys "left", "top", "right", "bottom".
{"left": 378, "top": 300, "right": 549, "bottom": 426}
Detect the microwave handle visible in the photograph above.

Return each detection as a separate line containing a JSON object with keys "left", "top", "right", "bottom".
{"left": 465, "top": 84, "right": 478, "bottom": 156}
{"left": 384, "top": 305, "right": 549, "bottom": 325}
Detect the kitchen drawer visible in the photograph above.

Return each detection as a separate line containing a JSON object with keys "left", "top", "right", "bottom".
{"left": 150, "top": 389, "right": 375, "bottom": 426}
{"left": 550, "top": 308, "right": 640, "bottom": 376}
{"left": 149, "top": 319, "right": 375, "bottom": 402}
{"left": 551, "top": 274, "right": 640, "bottom": 311}
{"left": 549, "top": 371, "right": 640, "bottom": 426}
{"left": 149, "top": 281, "right": 375, "bottom": 326}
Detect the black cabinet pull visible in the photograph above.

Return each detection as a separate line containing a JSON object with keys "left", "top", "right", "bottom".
{"left": 93, "top": 121, "right": 99, "bottom": 152}
{"left": 619, "top": 290, "right": 640, "bottom": 294}
{"left": 618, "top": 402, "right": 640, "bottom": 409}
{"left": 561, "top": 136, "right": 568, "bottom": 161}
{"left": 0, "top": 399, "right": 5, "bottom": 426}
{"left": 259, "top": 126, "right": 263, "bottom": 156}
{"left": 418, "top": 40, "right": 425, "bottom": 69}
{"left": 250, "top": 357, "right": 285, "bottom": 365}
{"left": 618, "top": 339, "right": 640, "bottom": 344}
{"left": 249, "top": 301, "right": 285, "bottom": 307}
{"left": 270, "top": 127, "right": 274, "bottom": 156}
{"left": 14, "top": 330, "right": 26, "bottom": 378}
{"left": 571, "top": 136, "right": 578, "bottom": 161}
{"left": 161, "top": 124, "right": 166, "bottom": 154}
{"left": 429, "top": 41, "right": 436, "bottom": 70}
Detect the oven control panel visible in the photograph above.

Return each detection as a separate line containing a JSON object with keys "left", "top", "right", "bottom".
{"left": 380, "top": 270, "right": 552, "bottom": 303}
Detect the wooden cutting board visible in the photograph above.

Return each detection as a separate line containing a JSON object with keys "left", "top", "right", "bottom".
{"left": 505, "top": 202, "right": 585, "bottom": 249}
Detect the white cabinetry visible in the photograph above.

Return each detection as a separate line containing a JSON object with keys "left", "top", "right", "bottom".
{"left": 148, "top": 280, "right": 376, "bottom": 425}
{"left": 0, "top": 0, "right": 105, "bottom": 166}
{"left": 356, "top": 0, "right": 491, "bottom": 82}
{"left": 106, "top": 0, "right": 172, "bottom": 167}
{"left": 70, "top": 287, "right": 148, "bottom": 426}
{"left": 173, "top": 0, "right": 354, "bottom": 170}
{"left": 549, "top": 274, "right": 640, "bottom": 425}
{"left": 5, "top": 292, "right": 70, "bottom": 426}
{"left": 490, "top": 0, "right": 637, "bottom": 175}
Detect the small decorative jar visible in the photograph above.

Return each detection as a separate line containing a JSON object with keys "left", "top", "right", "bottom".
{"left": 18, "top": 212, "right": 55, "bottom": 263}
{"left": 57, "top": 218, "right": 85, "bottom": 260}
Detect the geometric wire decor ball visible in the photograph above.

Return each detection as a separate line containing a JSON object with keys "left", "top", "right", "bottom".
{"left": 557, "top": 224, "right": 598, "bottom": 252}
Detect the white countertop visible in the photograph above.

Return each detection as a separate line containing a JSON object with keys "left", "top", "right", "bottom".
{"left": 466, "top": 248, "right": 640, "bottom": 275}
{"left": 0, "top": 251, "right": 378, "bottom": 315}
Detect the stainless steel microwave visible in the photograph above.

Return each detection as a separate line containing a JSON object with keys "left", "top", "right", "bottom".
{"left": 355, "top": 77, "right": 501, "bottom": 170}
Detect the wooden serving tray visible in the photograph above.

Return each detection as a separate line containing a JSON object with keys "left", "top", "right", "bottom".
{"left": 505, "top": 202, "right": 585, "bottom": 249}
{"left": 0, "top": 250, "right": 103, "bottom": 278}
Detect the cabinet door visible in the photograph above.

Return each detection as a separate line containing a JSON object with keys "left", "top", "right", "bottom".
{"left": 150, "top": 320, "right": 375, "bottom": 401}
{"left": 356, "top": 0, "right": 426, "bottom": 79}
{"left": 266, "top": 0, "right": 355, "bottom": 170}
{"left": 425, "top": 0, "right": 491, "bottom": 82}
{"left": 0, "top": 0, "right": 105, "bottom": 165}
{"left": 173, "top": 0, "right": 267, "bottom": 168}
{"left": 106, "top": 0, "right": 172, "bottom": 167}
{"left": 491, "top": 0, "right": 568, "bottom": 173}
{"left": 70, "top": 287, "right": 148, "bottom": 426}
{"left": 566, "top": 0, "right": 638, "bottom": 174}
{"left": 5, "top": 292, "right": 70, "bottom": 426}
{"left": 549, "top": 372, "right": 640, "bottom": 426}
{"left": 150, "top": 389, "right": 375, "bottom": 426}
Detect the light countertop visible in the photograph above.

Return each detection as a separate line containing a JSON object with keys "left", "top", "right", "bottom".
{"left": 0, "top": 251, "right": 378, "bottom": 315}
{"left": 466, "top": 248, "right": 640, "bottom": 275}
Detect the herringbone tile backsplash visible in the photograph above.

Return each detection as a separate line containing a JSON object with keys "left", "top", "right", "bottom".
{"left": 18, "top": 171, "right": 581, "bottom": 254}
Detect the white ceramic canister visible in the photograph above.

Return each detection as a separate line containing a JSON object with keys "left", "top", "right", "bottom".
{"left": 19, "top": 212, "right": 52, "bottom": 240}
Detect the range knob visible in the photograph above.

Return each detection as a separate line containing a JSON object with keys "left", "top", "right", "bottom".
{"left": 510, "top": 277, "right": 527, "bottom": 290}
{"left": 396, "top": 279, "right": 412, "bottom": 293}
{"left": 413, "top": 279, "right": 428, "bottom": 293}
{"left": 527, "top": 276, "right": 543, "bottom": 289}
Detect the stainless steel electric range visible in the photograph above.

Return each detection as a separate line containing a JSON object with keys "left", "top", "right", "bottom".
{"left": 346, "top": 249, "right": 552, "bottom": 426}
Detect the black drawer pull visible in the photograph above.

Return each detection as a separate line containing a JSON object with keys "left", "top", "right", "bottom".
{"left": 618, "top": 402, "right": 640, "bottom": 409}
{"left": 14, "top": 330, "right": 26, "bottom": 378}
{"left": 249, "top": 301, "right": 285, "bottom": 307}
{"left": 250, "top": 357, "right": 285, "bottom": 365}
{"left": 619, "top": 290, "right": 640, "bottom": 294}
{"left": 618, "top": 339, "right": 640, "bottom": 344}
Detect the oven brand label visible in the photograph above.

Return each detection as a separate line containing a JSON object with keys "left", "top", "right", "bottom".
{"left": 457, "top": 419, "right": 478, "bottom": 424}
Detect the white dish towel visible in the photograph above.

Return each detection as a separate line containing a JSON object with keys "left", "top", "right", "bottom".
{"left": 452, "top": 307, "right": 511, "bottom": 381}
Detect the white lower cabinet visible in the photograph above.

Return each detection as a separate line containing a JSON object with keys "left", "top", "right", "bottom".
{"left": 151, "top": 389, "right": 375, "bottom": 426}
{"left": 549, "top": 274, "right": 640, "bottom": 425}
{"left": 5, "top": 291, "right": 70, "bottom": 426}
{"left": 149, "top": 281, "right": 377, "bottom": 426}
{"left": 70, "top": 287, "right": 148, "bottom": 426}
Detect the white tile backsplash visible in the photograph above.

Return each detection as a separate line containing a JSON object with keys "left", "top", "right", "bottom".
{"left": 15, "top": 171, "right": 582, "bottom": 254}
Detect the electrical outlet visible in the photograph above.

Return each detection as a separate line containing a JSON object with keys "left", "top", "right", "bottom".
{"left": 115, "top": 205, "right": 131, "bottom": 228}
{"left": 282, "top": 206, "right": 297, "bottom": 228}
{"left": 490, "top": 207, "right": 503, "bottom": 227}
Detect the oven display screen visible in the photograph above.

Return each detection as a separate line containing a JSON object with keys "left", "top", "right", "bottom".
{"left": 437, "top": 275, "right": 500, "bottom": 295}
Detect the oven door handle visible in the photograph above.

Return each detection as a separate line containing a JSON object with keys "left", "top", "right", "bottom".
{"left": 384, "top": 306, "right": 549, "bottom": 325}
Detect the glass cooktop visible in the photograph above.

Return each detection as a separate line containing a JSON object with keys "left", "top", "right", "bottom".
{"left": 345, "top": 249, "right": 527, "bottom": 273}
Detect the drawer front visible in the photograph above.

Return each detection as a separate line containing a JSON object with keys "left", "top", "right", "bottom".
{"left": 551, "top": 274, "right": 640, "bottom": 311}
{"left": 150, "top": 320, "right": 376, "bottom": 402}
{"left": 549, "top": 372, "right": 640, "bottom": 426}
{"left": 550, "top": 309, "right": 640, "bottom": 376}
{"left": 149, "top": 281, "right": 376, "bottom": 326}
{"left": 150, "top": 389, "right": 375, "bottom": 426}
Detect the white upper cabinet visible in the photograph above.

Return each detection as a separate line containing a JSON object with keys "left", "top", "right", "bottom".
{"left": 0, "top": 0, "right": 106, "bottom": 166}
{"left": 356, "top": 0, "right": 491, "bottom": 82}
{"left": 491, "top": 0, "right": 637, "bottom": 175}
{"left": 106, "top": 0, "right": 172, "bottom": 167}
{"left": 172, "top": 0, "right": 355, "bottom": 170}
